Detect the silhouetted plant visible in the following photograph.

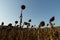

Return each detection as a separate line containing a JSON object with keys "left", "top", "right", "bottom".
{"left": 24, "top": 22, "right": 28, "bottom": 25}
{"left": 15, "top": 21, "right": 18, "bottom": 26}
{"left": 49, "top": 16, "right": 55, "bottom": 40}
{"left": 39, "top": 21, "right": 45, "bottom": 28}
{"left": 49, "top": 16, "right": 55, "bottom": 22}
{"left": 47, "top": 24, "right": 49, "bottom": 26}
{"left": 49, "top": 16, "right": 55, "bottom": 28}
{"left": 31, "top": 25, "right": 33, "bottom": 28}
{"left": 1, "top": 22, "right": 4, "bottom": 25}
{"left": 28, "top": 19, "right": 31, "bottom": 22}
{"left": 8, "top": 23, "right": 12, "bottom": 26}
{"left": 21, "top": 5, "right": 26, "bottom": 10}
{"left": 24, "top": 22, "right": 30, "bottom": 28}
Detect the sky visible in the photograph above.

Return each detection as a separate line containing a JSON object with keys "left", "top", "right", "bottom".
{"left": 0, "top": 0, "right": 60, "bottom": 27}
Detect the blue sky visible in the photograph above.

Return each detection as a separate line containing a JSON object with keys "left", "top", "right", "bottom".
{"left": 0, "top": 0, "right": 60, "bottom": 27}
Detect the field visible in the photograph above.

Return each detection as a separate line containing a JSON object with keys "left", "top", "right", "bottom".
{"left": 0, "top": 26, "right": 60, "bottom": 40}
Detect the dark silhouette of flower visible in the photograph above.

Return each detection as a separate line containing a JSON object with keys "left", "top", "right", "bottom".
{"left": 21, "top": 5, "right": 26, "bottom": 10}
{"left": 15, "top": 21, "right": 18, "bottom": 26}
{"left": 39, "top": 21, "right": 45, "bottom": 28}
{"left": 1, "top": 22, "right": 4, "bottom": 25}
{"left": 8, "top": 23, "right": 12, "bottom": 26}
{"left": 49, "top": 16, "right": 55, "bottom": 22}
{"left": 28, "top": 19, "right": 31, "bottom": 22}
